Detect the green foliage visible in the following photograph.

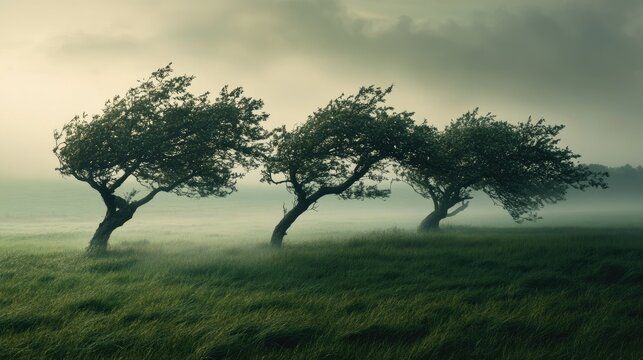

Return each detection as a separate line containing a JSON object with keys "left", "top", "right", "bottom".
{"left": 53, "top": 64, "right": 269, "bottom": 251}
{"left": 262, "top": 86, "right": 415, "bottom": 202}
{"left": 54, "top": 64, "right": 268, "bottom": 205}
{"left": 0, "top": 228, "right": 641, "bottom": 358}
{"left": 586, "top": 164, "right": 643, "bottom": 194}
{"left": 402, "top": 109, "right": 608, "bottom": 222}
{"left": 262, "top": 86, "right": 421, "bottom": 244}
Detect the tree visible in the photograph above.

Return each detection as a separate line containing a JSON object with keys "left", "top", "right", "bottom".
{"left": 261, "top": 86, "right": 416, "bottom": 247}
{"left": 400, "top": 109, "right": 607, "bottom": 231}
{"left": 54, "top": 65, "right": 268, "bottom": 254}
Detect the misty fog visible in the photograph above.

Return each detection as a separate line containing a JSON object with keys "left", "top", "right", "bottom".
{"left": 2, "top": 171, "right": 640, "bottom": 246}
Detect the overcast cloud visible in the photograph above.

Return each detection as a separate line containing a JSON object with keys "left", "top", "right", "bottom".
{"left": 1, "top": 0, "right": 641, "bottom": 178}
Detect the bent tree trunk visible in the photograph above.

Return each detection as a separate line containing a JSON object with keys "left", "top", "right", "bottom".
{"left": 87, "top": 208, "right": 135, "bottom": 254}
{"left": 418, "top": 209, "right": 446, "bottom": 232}
{"left": 418, "top": 200, "right": 469, "bottom": 232}
{"left": 270, "top": 161, "right": 375, "bottom": 247}
{"left": 271, "top": 201, "right": 311, "bottom": 247}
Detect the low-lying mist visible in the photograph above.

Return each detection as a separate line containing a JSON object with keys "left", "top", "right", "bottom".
{"left": 1, "top": 177, "right": 641, "bottom": 247}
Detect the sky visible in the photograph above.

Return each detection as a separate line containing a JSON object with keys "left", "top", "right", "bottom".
{"left": 1, "top": 0, "right": 642, "bottom": 180}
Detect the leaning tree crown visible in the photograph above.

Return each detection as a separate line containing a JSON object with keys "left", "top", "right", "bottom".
{"left": 399, "top": 109, "right": 608, "bottom": 231}
{"left": 261, "top": 86, "right": 418, "bottom": 246}
{"left": 54, "top": 64, "right": 269, "bottom": 253}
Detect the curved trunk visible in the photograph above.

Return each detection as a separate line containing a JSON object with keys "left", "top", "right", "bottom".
{"left": 270, "top": 161, "right": 374, "bottom": 247}
{"left": 418, "top": 210, "right": 445, "bottom": 232}
{"left": 87, "top": 208, "right": 135, "bottom": 254}
{"left": 88, "top": 222, "right": 116, "bottom": 254}
{"left": 417, "top": 199, "right": 470, "bottom": 232}
{"left": 270, "top": 201, "right": 311, "bottom": 247}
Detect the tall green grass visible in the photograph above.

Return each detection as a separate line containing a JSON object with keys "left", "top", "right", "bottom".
{"left": 0, "top": 228, "right": 641, "bottom": 359}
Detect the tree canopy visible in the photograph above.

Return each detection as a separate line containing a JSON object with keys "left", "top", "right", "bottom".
{"left": 54, "top": 64, "right": 268, "bottom": 252}
{"left": 262, "top": 86, "right": 417, "bottom": 245}
{"left": 400, "top": 109, "right": 607, "bottom": 230}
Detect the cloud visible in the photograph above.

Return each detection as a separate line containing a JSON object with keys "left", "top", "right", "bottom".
{"left": 8, "top": 0, "right": 643, "bottom": 169}
{"left": 156, "top": 0, "right": 643, "bottom": 166}
{"left": 160, "top": 0, "right": 643, "bottom": 102}
{"left": 43, "top": 0, "right": 643, "bottom": 105}
{"left": 49, "top": 33, "right": 147, "bottom": 57}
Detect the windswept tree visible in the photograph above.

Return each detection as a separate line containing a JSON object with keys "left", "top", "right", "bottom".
{"left": 54, "top": 65, "right": 268, "bottom": 253}
{"left": 262, "top": 86, "right": 417, "bottom": 247}
{"left": 400, "top": 109, "right": 607, "bottom": 231}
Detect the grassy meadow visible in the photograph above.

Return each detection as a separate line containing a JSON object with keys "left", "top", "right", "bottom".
{"left": 1, "top": 227, "right": 642, "bottom": 359}
{"left": 1, "top": 180, "right": 642, "bottom": 358}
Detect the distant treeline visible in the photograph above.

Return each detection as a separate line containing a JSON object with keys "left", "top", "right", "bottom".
{"left": 572, "top": 164, "right": 643, "bottom": 200}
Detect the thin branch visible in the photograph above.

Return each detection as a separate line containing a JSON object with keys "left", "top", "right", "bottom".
{"left": 445, "top": 201, "right": 469, "bottom": 218}
{"left": 109, "top": 166, "right": 137, "bottom": 190}
{"left": 131, "top": 174, "right": 194, "bottom": 208}
{"left": 266, "top": 172, "right": 290, "bottom": 185}
{"left": 315, "top": 160, "right": 374, "bottom": 198}
{"left": 288, "top": 167, "right": 308, "bottom": 201}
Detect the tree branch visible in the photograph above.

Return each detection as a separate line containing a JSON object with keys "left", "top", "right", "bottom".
{"left": 266, "top": 174, "right": 290, "bottom": 185}
{"left": 109, "top": 166, "right": 136, "bottom": 190}
{"left": 131, "top": 174, "right": 194, "bottom": 208}
{"left": 315, "top": 160, "right": 374, "bottom": 198}
{"left": 445, "top": 201, "right": 469, "bottom": 218}
{"left": 288, "top": 167, "right": 308, "bottom": 202}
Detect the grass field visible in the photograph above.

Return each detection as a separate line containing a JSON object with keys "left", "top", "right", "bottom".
{"left": 0, "top": 228, "right": 642, "bottom": 359}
